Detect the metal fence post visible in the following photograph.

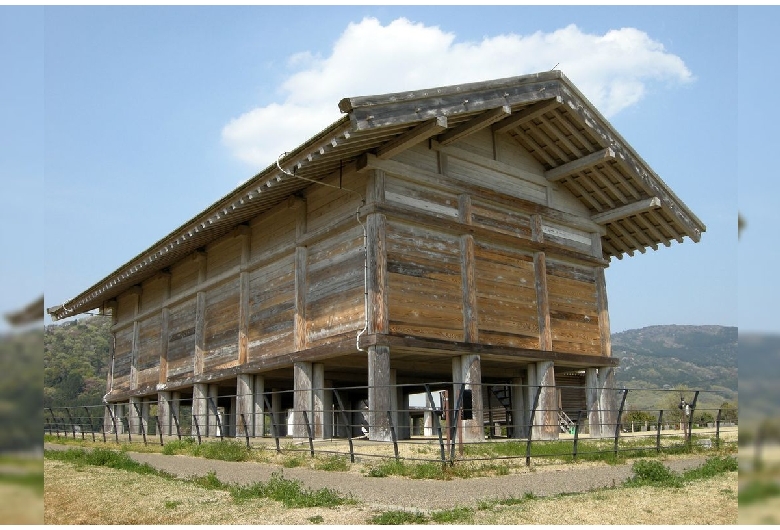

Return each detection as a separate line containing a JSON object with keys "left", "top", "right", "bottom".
{"left": 301, "top": 410, "right": 315, "bottom": 457}
{"left": 168, "top": 399, "right": 181, "bottom": 440}
{"left": 64, "top": 408, "right": 77, "bottom": 439}
{"left": 686, "top": 391, "right": 699, "bottom": 447}
{"left": 424, "top": 384, "right": 447, "bottom": 466}
{"left": 526, "top": 385, "right": 542, "bottom": 467}
{"left": 572, "top": 410, "right": 583, "bottom": 460}
{"left": 387, "top": 410, "right": 399, "bottom": 461}
{"left": 613, "top": 389, "right": 629, "bottom": 457}
{"left": 132, "top": 401, "right": 147, "bottom": 446}
{"left": 715, "top": 407, "right": 722, "bottom": 448}
{"left": 192, "top": 414, "right": 202, "bottom": 445}
{"left": 156, "top": 416, "right": 164, "bottom": 447}
{"left": 83, "top": 406, "right": 96, "bottom": 442}
{"left": 656, "top": 409, "right": 664, "bottom": 453}
{"left": 262, "top": 394, "right": 281, "bottom": 454}
{"left": 450, "top": 382, "right": 465, "bottom": 465}
{"left": 333, "top": 390, "right": 355, "bottom": 463}
{"left": 208, "top": 396, "right": 223, "bottom": 441}
{"left": 104, "top": 404, "right": 119, "bottom": 444}
{"left": 46, "top": 408, "right": 59, "bottom": 439}
{"left": 240, "top": 413, "right": 250, "bottom": 449}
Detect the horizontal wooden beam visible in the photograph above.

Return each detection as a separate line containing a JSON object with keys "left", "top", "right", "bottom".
{"left": 544, "top": 147, "right": 615, "bottom": 182}
{"left": 376, "top": 116, "right": 448, "bottom": 159}
{"left": 437, "top": 106, "right": 512, "bottom": 146}
{"left": 492, "top": 96, "right": 562, "bottom": 134}
{"left": 591, "top": 197, "right": 661, "bottom": 225}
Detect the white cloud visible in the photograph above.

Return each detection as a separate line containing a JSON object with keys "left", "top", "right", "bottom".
{"left": 222, "top": 18, "right": 693, "bottom": 168}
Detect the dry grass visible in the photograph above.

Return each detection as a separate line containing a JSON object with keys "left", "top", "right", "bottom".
{"left": 44, "top": 459, "right": 370, "bottom": 525}
{"left": 44, "top": 455, "right": 738, "bottom": 525}
{"left": 473, "top": 473, "right": 737, "bottom": 525}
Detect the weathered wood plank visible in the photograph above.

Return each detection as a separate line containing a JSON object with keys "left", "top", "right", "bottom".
{"left": 534, "top": 252, "right": 552, "bottom": 351}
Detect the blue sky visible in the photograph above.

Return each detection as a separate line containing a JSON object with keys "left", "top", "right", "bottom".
{"left": 1, "top": 6, "right": 772, "bottom": 335}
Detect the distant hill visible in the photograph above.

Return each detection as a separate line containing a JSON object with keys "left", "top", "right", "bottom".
{"left": 611, "top": 325, "right": 737, "bottom": 412}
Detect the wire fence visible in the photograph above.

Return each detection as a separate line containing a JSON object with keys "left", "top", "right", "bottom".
{"left": 44, "top": 383, "right": 737, "bottom": 466}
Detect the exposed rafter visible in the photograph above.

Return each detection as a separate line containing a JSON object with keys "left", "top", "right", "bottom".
{"left": 591, "top": 197, "right": 661, "bottom": 225}
{"left": 437, "top": 106, "right": 511, "bottom": 146}
{"left": 376, "top": 116, "right": 448, "bottom": 159}
{"left": 492, "top": 96, "right": 562, "bottom": 134}
{"left": 544, "top": 147, "right": 615, "bottom": 182}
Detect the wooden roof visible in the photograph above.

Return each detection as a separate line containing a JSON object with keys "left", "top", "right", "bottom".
{"left": 48, "top": 71, "right": 704, "bottom": 321}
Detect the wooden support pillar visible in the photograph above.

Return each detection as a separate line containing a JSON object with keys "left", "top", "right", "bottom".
{"left": 585, "top": 368, "right": 602, "bottom": 438}
{"left": 207, "top": 384, "right": 219, "bottom": 437}
{"left": 171, "top": 392, "right": 181, "bottom": 436}
{"left": 192, "top": 383, "right": 207, "bottom": 438}
{"left": 598, "top": 366, "right": 617, "bottom": 438}
{"left": 126, "top": 287, "right": 142, "bottom": 392}
{"left": 159, "top": 307, "right": 170, "bottom": 385}
{"left": 456, "top": 354, "right": 484, "bottom": 442}
{"left": 193, "top": 251, "right": 207, "bottom": 377}
{"left": 236, "top": 374, "right": 253, "bottom": 437}
{"left": 510, "top": 376, "right": 526, "bottom": 439}
{"left": 293, "top": 362, "right": 313, "bottom": 440}
{"left": 159, "top": 272, "right": 171, "bottom": 386}
{"left": 536, "top": 361, "right": 558, "bottom": 440}
{"left": 595, "top": 268, "right": 612, "bottom": 357}
{"left": 368, "top": 345, "right": 391, "bottom": 441}
{"left": 312, "top": 363, "right": 331, "bottom": 439}
{"left": 294, "top": 247, "right": 307, "bottom": 352}
{"left": 459, "top": 194, "right": 478, "bottom": 344}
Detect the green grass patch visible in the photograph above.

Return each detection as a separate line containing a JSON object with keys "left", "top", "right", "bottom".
{"left": 626, "top": 456, "right": 737, "bottom": 489}
{"left": 44, "top": 448, "right": 172, "bottom": 478}
{"left": 369, "top": 510, "right": 428, "bottom": 525}
{"left": 430, "top": 506, "right": 474, "bottom": 523}
{"left": 365, "top": 460, "right": 451, "bottom": 480}
{"left": 738, "top": 481, "right": 780, "bottom": 506}
{"left": 230, "top": 471, "right": 352, "bottom": 508}
{"left": 191, "top": 440, "right": 251, "bottom": 462}
{"left": 314, "top": 455, "right": 350, "bottom": 472}
{"left": 163, "top": 500, "right": 182, "bottom": 509}
{"left": 307, "top": 515, "right": 324, "bottom": 524}
{"left": 161, "top": 437, "right": 197, "bottom": 455}
{"left": 281, "top": 455, "right": 305, "bottom": 468}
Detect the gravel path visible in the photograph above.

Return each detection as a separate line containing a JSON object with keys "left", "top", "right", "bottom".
{"left": 44, "top": 443, "right": 709, "bottom": 511}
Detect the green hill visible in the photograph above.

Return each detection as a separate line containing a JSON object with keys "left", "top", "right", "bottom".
{"left": 612, "top": 325, "right": 738, "bottom": 414}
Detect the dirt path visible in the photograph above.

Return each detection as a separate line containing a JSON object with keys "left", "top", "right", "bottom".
{"left": 44, "top": 443, "right": 709, "bottom": 511}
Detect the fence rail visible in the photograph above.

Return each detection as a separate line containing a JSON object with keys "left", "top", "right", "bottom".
{"left": 44, "top": 383, "right": 737, "bottom": 466}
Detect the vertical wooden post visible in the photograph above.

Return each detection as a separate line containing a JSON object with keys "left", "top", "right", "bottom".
{"left": 192, "top": 383, "right": 207, "bottom": 439}
{"left": 459, "top": 194, "right": 478, "bottom": 344}
{"left": 159, "top": 272, "right": 171, "bottom": 386}
{"left": 595, "top": 268, "right": 611, "bottom": 357}
{"left": 194, "top": 251, "right": 207, "bottom": 376}
{"left": 536, "top": 361, "right": 558, "bottom": 440}
{"left": 365, "top": 210, "right": 390, "bottom": 442}
{"left": 236, "top": 374, "right": 253, "bottom": 437}
{"left": 585, "top": 368, "right": 601, "bottom": 438}
{"left": 293, "top": 362, "right": 313, "bottom": 440}
{"left": 294, "top": 247, "right": 307, "bottom": 352}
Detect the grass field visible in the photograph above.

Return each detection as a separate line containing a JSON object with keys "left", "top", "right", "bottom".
{"left": 43, "top": 442, "right": 739, "bottom": 525}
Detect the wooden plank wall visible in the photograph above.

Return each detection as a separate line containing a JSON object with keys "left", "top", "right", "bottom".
{"left": 380, "top": 137, "right": 604, "bottom": 356}
{"left": 110, "top": 169, "right": 368, "bottom": 396}
{"left": 546, "top": 260, "right": 600, "bottom": 355}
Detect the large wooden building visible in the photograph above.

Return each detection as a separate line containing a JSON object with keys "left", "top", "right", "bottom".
{"left": 49, "top": 71, "right": 705, "bottom": 442}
